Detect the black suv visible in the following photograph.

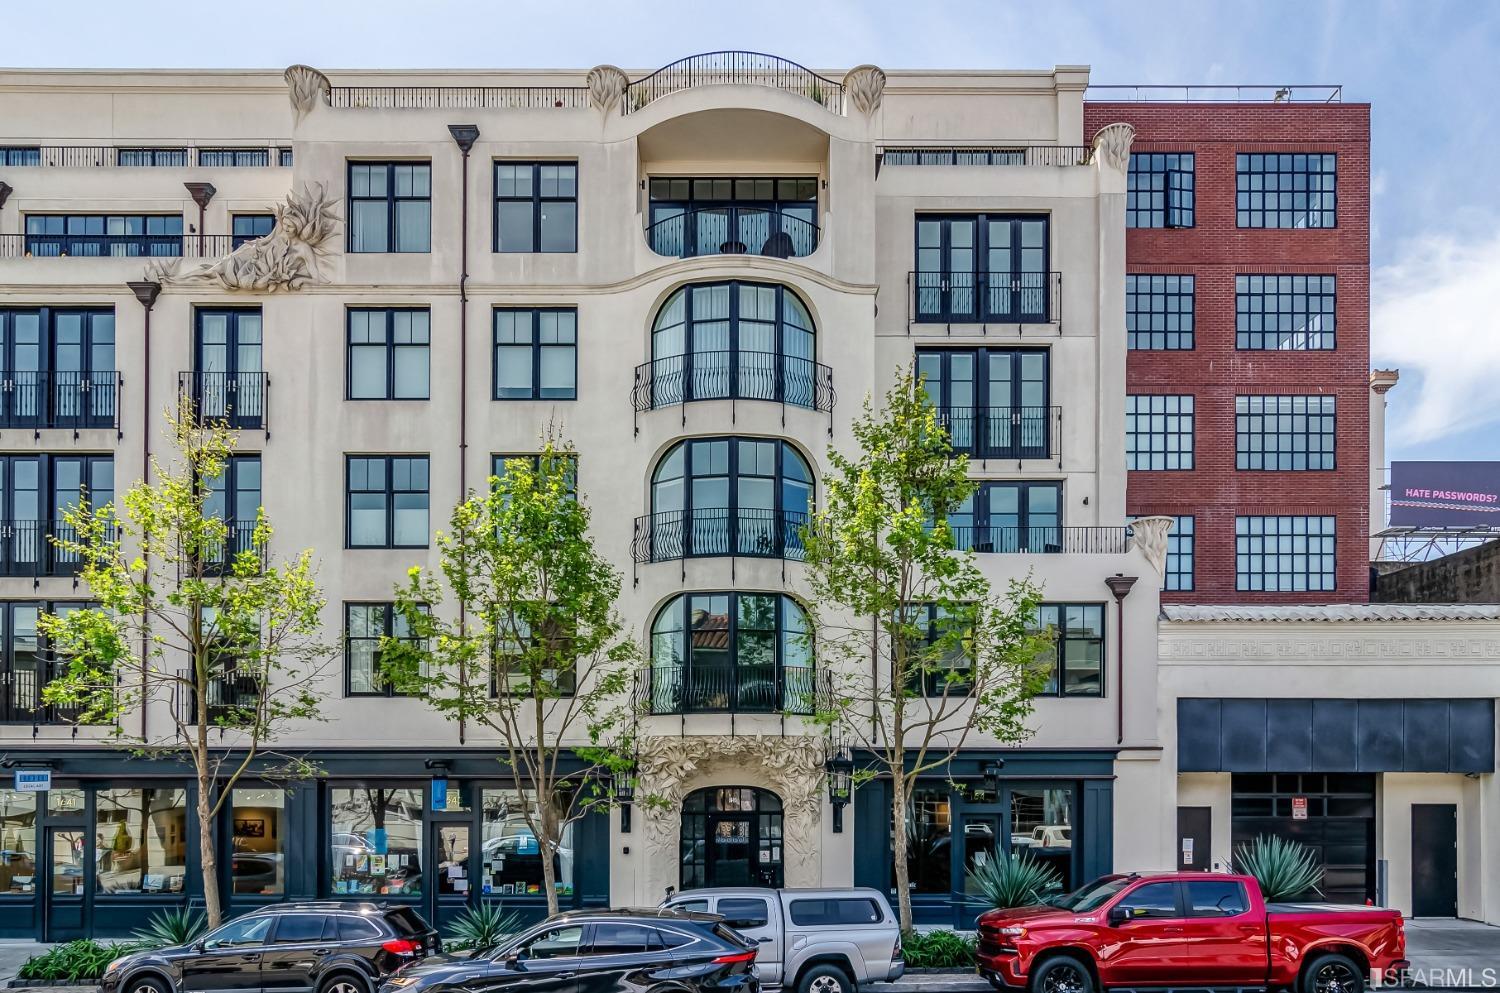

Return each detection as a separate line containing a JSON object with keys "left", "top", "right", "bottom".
{"left": 100, "top": 902, "right": 440, "bottom": 993}
{"left": 379, "top": 908, "right": 758, "bottom": 993}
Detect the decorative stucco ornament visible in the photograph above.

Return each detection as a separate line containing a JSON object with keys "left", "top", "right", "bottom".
{"left": 843, "top": 64, "right": 887, "bottom": 116}
{"left": 145, "top": 184, "right": 340, "bottom": 293}
{"left": 586, "top": 65, "right": 630, "bottom": 117}
{"left": 1128, "top": 515, "right": 1176, "bottom": 578}
{"left": 284, "top": 64, "right": 331, "bottom": 123}
{"left": 635, "top": 734, "right": 826, "bottom": 893}
{"left": 1090, "top": 121, "right": 1136, "bottom": 172}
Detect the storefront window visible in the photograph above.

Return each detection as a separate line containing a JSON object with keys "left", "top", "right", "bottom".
{"left": 94, "top": 788, "right": 188, "bottom": 894}
{"left": 231, "top": 788, "right": 285, "bottom": 896}
{"left": 0, "top": 791, "right": 38, "bottom": 894}
{"left": 329, "top": 787, "right": 423, "bottom": 897}
{"left": 480, "top": 790, "right": 573, "bottom": 898}
{"left": 1010, "top": 787, "right": 1073, "bottom": 889}
{"left": 47, "top": 789, "right": 84, "bottom": 816}
{"left": 903, "top": 788, "right": 951, "bottom": 894}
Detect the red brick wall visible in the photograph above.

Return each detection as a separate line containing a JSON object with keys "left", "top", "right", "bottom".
{"left": 1084, "top": 103, "right": 1371, "bottom": 603}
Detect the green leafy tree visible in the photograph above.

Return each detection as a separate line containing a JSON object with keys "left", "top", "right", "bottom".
{"left": 802, "top": 368, "right": 1050, "bottom": 932}
{"left": 40, "top": 400, "right": 335, "bottom": 927}
{"left": 381, "top": 437, "right": 637, "bottom": 915}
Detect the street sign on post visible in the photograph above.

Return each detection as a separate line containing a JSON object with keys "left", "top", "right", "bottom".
{"left": 15, "top": 769, "right": 51, "bottom": 792}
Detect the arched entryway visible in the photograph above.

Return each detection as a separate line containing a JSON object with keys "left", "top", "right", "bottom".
{"left": 680, "top": 786, "right": 783, "bottom": 889}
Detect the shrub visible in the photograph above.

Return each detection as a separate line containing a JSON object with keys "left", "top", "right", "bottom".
{"left": 901, "top": 929, "right": 976, "bottom": 968}
{"left": 17, "top": 940, "right": 142, "bottom": 982}
{"left": 445, "top": 903, "right": 525, "bottom": 952}
{"left": 1234, "top": 834, "right": 1324, "bottom": 901}
{"left": 965, "top": 848, "right": 1063, "bottom": 910}
{"left": 133, "top": 907, "right": 209, "bottom": 948}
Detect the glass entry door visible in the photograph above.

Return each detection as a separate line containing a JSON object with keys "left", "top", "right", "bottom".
{"left": 430, "top": 821, "right": 473, "bottom": 931}
{"left": 43, "top": 827, "right": 87, "bottom": 940}
{"left": 680, "top": 787, "right": 783, "bottom": 890}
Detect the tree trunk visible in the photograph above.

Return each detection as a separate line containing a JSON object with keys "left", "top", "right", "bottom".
{"left": 197, "top": 764, "right": 222, "bottom": 927}
{"left": 539, "top": 803, "right": 559, "bottom": 916}
{"left": 891, "top": 772, "right": 912, "bottom": 933}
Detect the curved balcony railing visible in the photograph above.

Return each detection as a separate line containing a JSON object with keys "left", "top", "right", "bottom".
{"left": 646, "top": 207, "right": 819, "bottom": 259}
{"left": 633, "top": 508, "right": 809, "bottom": 564}
{"left": 636, "top": 663, "right": 820, "bottom": 715}
{"left": 0, "top": 371, "right": 121, "bottom": 433}
{"left": 632, "top": 351, "right": 834, "bottom": 413}
{"left": 909, "top": 271, "right": 1062, "bottom": 325}
{"left": 625, "top": 51, "right": 843, "bottom": 114}
{"left": 947, "top": 526, "right": 1132, "bottom": 555}
{"left": 936, "top": 406, "right": 1061, "bottom": 460}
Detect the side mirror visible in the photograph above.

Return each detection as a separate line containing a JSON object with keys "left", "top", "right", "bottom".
{"left": 504, "top": 953, "right": 521, "bottom": 968}
{"left": 1107, "top": 906, "right": 1130, "bottom": 927}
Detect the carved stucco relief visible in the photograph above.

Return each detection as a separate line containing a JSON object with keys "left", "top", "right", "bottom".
{"left": 1090, "top": 121, "right": 1136, "bottom": 173}
{"left": 284, "top": 64, "right": 331, "bottom": 123}
{"left": 843, "top": 65, "right": 887, "bottom": 117}
{"left": 1128, "top": 515, "right": 1175, "bottom": 580}
{"left": 587, "top": 65, "right": 630, "bottom": 117}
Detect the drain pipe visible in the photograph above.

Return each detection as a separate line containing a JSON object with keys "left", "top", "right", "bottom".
{"left": 448, "top": 125, "right": 479, "bottom": 747}
{"left": 1104, "top": 574, "right": 1137, "bottom": 746}
{"left": 127, "top": 280, "right": 161, "bottom": 741}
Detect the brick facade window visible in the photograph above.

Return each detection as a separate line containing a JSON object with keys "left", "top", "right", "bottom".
{"left": 1127, "top": 152, "right": 1194, "bottom": 228}
{"left": 1236, "top": 395, "right": 1336, "bottom": 470}
{"left": 1236, "top": 152, "right": 1336, "bottom": 229}
{"left": 1235, "top": 515, "right": 1336, "bottom": 592}
{"left": 1166, "top": 514, "right": 1195, "bottom": 591}
{"left": 1126, "top": 395, "right": 1194, "bottom": 470}
{"left": 1235, "top": 275, "right": 1335, "bottom": 350}
{"left": 1127, "top": 274, "right": 1194, "bottom": 350}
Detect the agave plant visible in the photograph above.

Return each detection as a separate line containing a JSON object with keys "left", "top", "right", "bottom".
{"left": 446, "top": 903, "right": 525, "bottom": 952}
{"left": 133, "top": 908, "right": 208, "bottom": 948}
{"left": 965, "top": 849, "right": 1063, "bottom": 910}
{"left": 1233, "top": 834, "right": 1324, "bottom": 901}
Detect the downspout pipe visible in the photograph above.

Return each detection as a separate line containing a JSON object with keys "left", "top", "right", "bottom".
{"left": 448, "top": 125, "right": 479, "bottom": 748}
{"left": 1104, "top": 574, "right": 1138, "bottom": 747}
{"left": 127, "top": 280, "right": 161, "bottom": 741}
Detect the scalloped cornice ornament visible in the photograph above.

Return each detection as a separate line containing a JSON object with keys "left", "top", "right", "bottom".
{"left": 587, "top": 65, "right": 630, "bottom": 117}
{"left": 1128, "top": 515, "right": 1176, "bottom": 579}
{"left": 844, "top": 64, "right": 886, "bottom": 117}
{"left": 145, "top": 184, "right": 340, "bottom": 293}
{"left": 1091, "top": 121, "right": 1136, "bottom": 173}
{"left": 284, "top": 64, "right": 331, "bottom": 123}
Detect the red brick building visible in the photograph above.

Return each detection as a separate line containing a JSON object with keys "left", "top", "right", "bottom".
{"left": 1085, "top": 95, "right": 1371, "bottom": 603}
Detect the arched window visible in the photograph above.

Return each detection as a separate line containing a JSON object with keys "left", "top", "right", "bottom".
{"left": 648, "top": 282, "right": 817, "bottom": 409}
{"left": 647, "top": 437, "right": 812, "bottom": 561}
{"left": 680, "top": 786, "right": 784, "bottom": 889}
{"left": 648, "top": 593, "right": 813, "bottom": 715}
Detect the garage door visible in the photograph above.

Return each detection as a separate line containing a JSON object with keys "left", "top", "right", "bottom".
{"left": 1231, "top": 773, "right": 1375, "bottom": 904}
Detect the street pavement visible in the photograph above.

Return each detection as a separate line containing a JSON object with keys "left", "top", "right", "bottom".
{"left": 0, "top": 942, "right": 47, "bottom": 983}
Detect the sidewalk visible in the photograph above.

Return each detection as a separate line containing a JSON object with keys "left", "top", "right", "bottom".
{"left": 1407, "top": 919, "right": 1500, "bottom": 983}
{"left": 0, "top": 943, "right": 48, "bottom": 984}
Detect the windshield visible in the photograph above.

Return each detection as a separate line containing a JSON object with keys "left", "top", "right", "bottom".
{"left": 1045, "top": 875, "right": 1131, "bottom": 911}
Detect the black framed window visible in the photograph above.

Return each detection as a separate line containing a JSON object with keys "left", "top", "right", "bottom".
{"left": 494, "top": 308, "right": 577, "bottom": 400}
{"left": 1126, "top": 275, "right": 1194, "bottom": 350}
{"left": 1033, "top": 603, "right": 1104, "bottom": 697}
{"left": 0, "top": 601, "right": 88, "bottom": 724}
{"left": 648, "top": 281, "right": 818, "bottom": 409}
{"left": 348, "top": 162, "right": 431, "bottom": 253}
{"left": 1127, "top": 152, "right": 1194, "bottom": 228}
{"left": 231, "top": 215, "right": 275, "bottom": 249}
{"left": 198, "top": 148, "right": 270, "bottom": 167}
{"left": 491, "top": 453, "right": 578, "bottom": 499}
{"left": 0, "top": 307, "right": 118, "bottom": 430}
{"left": 649, "top": 593, "right": 814, "bottom": 715}
{"left": 344, "top": 602, "right": 425, "bottom": 696}
{"left": 1167, "top": 515, "right": 1195, "bottom": 592}
{"left": 117, "top": 148, "right": 188, "bottom": 167}
{"left": 1236, "top": 275, "right": 1336, "bottom": 350}
{"left": 0, "top": 454, "right": 113, "bottom": 578}
{"left": 1126, "top": 395, "right": 1194, "bottom": 470}
{"left": 202, "top": 455, "right": 261, "bottom": 572}
{"left": 494, "top": 162, "right": 577, "bottom": 253}
{"left": 347, "top": 308, "right": 430, "bottom": 400}
{"left": 25, "top": 214, "right": 183, "bottom": 257}
{"left": 915, "top": 348, "right": 1050, "bottom": 459}
{"left": 0, "top": 147, "right": 40, "bottom": 166}
{"left": 192, "top": 308, "right": 264, "bottom": 429}
{"left": 1236, "top": 395, "right": 1336, "bottom": 470}
{"left": 346, "top": 456, "right": 430, "bottom": 549}
{"left": 947, "top": 481, "right": 1062, "bottom": 553}
{"left": 1235, "top": 515, "right": 1336, "bottom": 592}
{"left": 914, "top": 214, "right": 1050, "bottom": 323}
{"left": 647, "top": 177, "right": 818, "bottom": 258}
{"left": 902, "top": 603, "right": 972, "bottom": 696}
{"left": 278, "top": 147, "right": 293, "bottom": 167}
{"left": 1237, "top": 152, "right": 1337, "bottom": 228}
{"left": 647, "top": 438, "right": 813, "bottom": 561}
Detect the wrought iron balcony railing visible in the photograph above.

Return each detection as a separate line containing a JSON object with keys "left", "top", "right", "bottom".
{"left": 635, "top": 663, "right": 820, "bottom": 716}
{"left": 0, "top": 659, "right": 90, "bottom": 726}
{"left": 175, "top": 667, "right": 263, "bottom": 728}
{"left": 625, "top": 51, "right": 843, "bottom": 114}
{"left": 193, "top": 520, "right": 260, "bottom": 578}
{"left": 0, "top": 371, "right": 122, "bottom": 434}
{"left": 632, "top": 508, "right": 808, "bottom": 565}
{"left": 0, "top": 519, "right": 101, "bottom": 578}
{"left": 936, "top": 406, "right": 1062, "bottom": 461}
{"left": 947, "top": 525, "right": 1132, "bottom": 555}
{"left": 878, "top": 146, "right": 1093, "bottom": 169}
{"left": 632, "top": 352, "right": 834, "bottom": 413}
{"left": 1, "top": 234, "right": 237, "bottom": 259}
{"left": 179, "top": 371, "right": 269, "bottom": 432}
{"left": 329, "top": 86, "right": 589, "bottom": 110}
{"left": 909, "top": 270, "right": 1062, "bottom": 325}
{"left": 645, "top": 207, "right": 819, "bottom": 259}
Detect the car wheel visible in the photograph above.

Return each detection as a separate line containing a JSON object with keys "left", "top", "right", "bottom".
{"left": 127, "top": 977, "right": 169, "bottom": 993}
{"left": 1303, "top": 954, "right": 1365, "bottom": 993}
{"left": 798, "top": 965, "right": 853, "bottom": 993}
{"left": 1031, "top": 956, "right": 1094, "bottom": 993}
{"left": 319, "top": 973, "right": 368, "bottom": 993}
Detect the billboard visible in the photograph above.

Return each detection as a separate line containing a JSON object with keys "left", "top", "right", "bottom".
{"left": 1390, "top": 461, "right": 1500, "bottom": 528}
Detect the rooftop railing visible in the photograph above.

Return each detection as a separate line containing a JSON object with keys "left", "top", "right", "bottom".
{"left": 1085, "top": 84, "right": 1343, "bottom": 103}
{"left": 0, "top": 146, "right": 292, "bottom": 168}
{"left": 625, "top": 52, "right": 843, "bottom": 114}
{"left": 878, "top": 146, "right": 1092, "bottom": 169}
{"left": 328, "top": 86, "right": 590, "bottom": 110}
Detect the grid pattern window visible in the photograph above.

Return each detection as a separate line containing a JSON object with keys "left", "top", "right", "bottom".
{"left": 1126, "top": 395, "right": 1194, "bottom": 470}
{"left": 347, "top": 308, "right": 430, "bottom": 400}
{"left": 1127, "top": 152, "right": 1194, "bottom": 228}
{"left": 0, "top": 147, "right": 40, "bottom": 166}
{"left": 1236, "top": 395, "right": 1336, "bottom": 470}
{"left": 348, "top": 162, "right": 431, "bottom": 253}
{"left": 278, "top": 148, "right": 293, "bottom": 167}
{"left": 231, "top": 215, "right": 274, "bottom": 249}
{"left": 25, "top": 215, "right": 183, "bottom": 257}
{"left": 1236, "top": 275, "right": 1336, "bottom": 350}
{"left": 1237, "top": 153, "right": 1337, "bottom": 228}
{"left": 346, "top": 456, "right": 430, "bottom": 549}
{"left": 198, "top": 148, "right": 270, "bottom": 167}
{"left": 493, "top": 309, "right": 577, "bottom": 400}
{"left": 494, "top": 162, "right": 577, "bottom": 253}
{"left": 1235, "top": 515, "right": 1336, "bottom": 592}
{"left": 117, "top": 148, "right": 188, "bottom": 167}
{"left": 1126, "top": 274, "right": 1194, "bottom": 349}
{"left": 1167, "top": 515, "right": 1195, "bottom": 592}
{"left": 345, "top": 602, "right": 425, "bottom": 696}
{"left": 1033, "top": 603, "right": 1104, "bottom": 697}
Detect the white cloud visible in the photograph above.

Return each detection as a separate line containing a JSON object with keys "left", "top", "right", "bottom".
{"left": 1373, "top": 230, "right": 1500, "bottom": 446}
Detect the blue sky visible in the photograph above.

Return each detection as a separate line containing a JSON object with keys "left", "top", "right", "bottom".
{"left": 9, "top": 0, "right": 1499, "bottom": 463}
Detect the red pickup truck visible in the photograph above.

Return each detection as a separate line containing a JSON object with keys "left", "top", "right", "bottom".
{"left": 976, "top": 872, "right": 1407, "bottom": 993}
